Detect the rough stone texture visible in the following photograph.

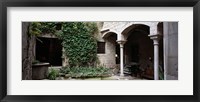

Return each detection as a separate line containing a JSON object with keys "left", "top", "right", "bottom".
{"left": 163, "top": 22, "right": 178, "bottom": 80}
{"left": 97, "top": 34, "right": 117, "bottom": 69}
{"left": 32, "top": 63, "right": 50, "bottom": 80}
{"left": 95, "top": 22, "right": 105, "bottom": 42}
{"left": 99, "top": 22, "right": 161, "bottom": 73}
{"left": 60, "top": 22, "right": 161, "bottom": 71}
{"left": 98, "top": 22, "right": 177, "bottom": 80}
{"left": 32, "top": 22, "right": 177, "bottom": 80}
{"left": 99, "top": 22, "right": 159, "bottom": 71}
{"left": 101, "top": 22, "right": 159, "bottom": 40}
{"left": 22, "top": 22, "right": 35, "bottom": 80}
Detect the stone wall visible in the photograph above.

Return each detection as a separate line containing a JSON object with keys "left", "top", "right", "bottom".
{"left": 95, "top": 22, "right": 116, "bottom": 69}
{"left": 163, "top": 22, "right": 178, "bottom": 80}
{"left": 22, "top": 22, "right": 35, "bottom": 80}
{"left": 98, "top": 22, "right": 159, "bottom": 70}
{"left": 97, "top": 34, "right": 117, "bottom": 69}
{"left": 95, "top": 22, "right": 105, "bottom": 42}
{"left": 101, "top": 22, "right": 159, "bottom": 40}
{"left": 60, "top": 22, "right": 117, "bottom": 69}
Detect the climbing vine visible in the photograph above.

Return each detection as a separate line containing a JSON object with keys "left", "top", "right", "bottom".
{"left": 29, "top": 22, "right": 98, "bottom": 67}
{"left": 29, "top": 22, "right": 57, "bottom": 36}
{"left": 57, "top": 22, "right": 98, "bottom": 67}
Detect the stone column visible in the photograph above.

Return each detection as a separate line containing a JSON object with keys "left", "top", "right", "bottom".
{"left": 117, "top": 40, "right": 126, "bottom": 77}
{"left": 149, "top": 34, "right": 161, "bottom": 80}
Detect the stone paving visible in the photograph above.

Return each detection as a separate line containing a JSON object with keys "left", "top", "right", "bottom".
{"left": 51, "top": 75, "right": 147, "bottom": 80}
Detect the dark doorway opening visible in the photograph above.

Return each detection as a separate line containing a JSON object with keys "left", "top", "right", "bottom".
{"left": 125, "top": 30, "right": 154, "bottom": 68}
{"left": 131, "top": 44, "right": 139, "bottom": 63}
{"left": 36, "top": 37, "right": 62, "bottom": 66}
{"left": 116, "top": 44, "right": 120, "bottom": 64}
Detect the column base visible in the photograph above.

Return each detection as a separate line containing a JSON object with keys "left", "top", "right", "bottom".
{"left": 120, "top": 74, "right": 124, "bottom": 77}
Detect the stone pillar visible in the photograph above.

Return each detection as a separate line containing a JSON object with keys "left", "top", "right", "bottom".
{"left": 163, "top": 22, "right": 178, "bottom": 80}
{"left": 22, "top": 22, "right": 33, "bottom": 80}
{"left": 117, "top": 40, "right": 126, "bottom": 77}
{"left": 149, "top": 34, "right": 161, "bottom": 80}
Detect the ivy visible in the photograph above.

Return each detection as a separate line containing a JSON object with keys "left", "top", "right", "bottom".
{"left": 29, "top": 22, "right": 57, "bottom": 36}
{"left": 57, "top": 22, "right": 98, "bottom": 67}
{"left": 30, "top": 22, "right": 98, "bottom": 67}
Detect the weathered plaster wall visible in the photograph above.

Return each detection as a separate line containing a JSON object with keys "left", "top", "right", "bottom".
{"left": 163, "top": 22, "right": 178, "bottom": 80}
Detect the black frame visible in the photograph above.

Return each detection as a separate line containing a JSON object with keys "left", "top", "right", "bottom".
{"left": 0, "top": 0, "right": 199, "bottom": 102}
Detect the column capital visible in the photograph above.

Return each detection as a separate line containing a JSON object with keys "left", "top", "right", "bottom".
{"left": 116, "top": 40, "right": 127, "bottom": 45}
{"left": 149, "top": 34, "right": 162, "bottom": 45}
{"left": 148, "top": 34, "right": 162, "bottom": 40}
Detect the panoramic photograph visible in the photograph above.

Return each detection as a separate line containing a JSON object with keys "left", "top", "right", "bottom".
{"left": 22, "top": 22, "right": 178, "bottom": 80}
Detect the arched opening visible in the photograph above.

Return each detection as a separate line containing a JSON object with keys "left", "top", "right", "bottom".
{"left": 124, "top": 25, "right": 152, "bottom": 66}
{"left": 121, "top": 23, "right": 164, "bottom": 79}
{"left": 123, "top": 24, "right": 154, "bottom": 78}
{"left": 105, "top": 33, "right": 119, "bottom": 64}
{"left": 122, "top": 24, "right": 150, "bottom": 39}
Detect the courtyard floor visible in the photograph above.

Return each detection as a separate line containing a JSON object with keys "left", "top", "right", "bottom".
{"left": 46, "top": 66, "right": 148, "bottom": 80}
{"left": 45, "top": 75, "right": 147, "bottom": 80}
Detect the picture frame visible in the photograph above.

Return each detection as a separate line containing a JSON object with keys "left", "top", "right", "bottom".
{"left": 0, "top": 0, "right": 199, "bottom": 102}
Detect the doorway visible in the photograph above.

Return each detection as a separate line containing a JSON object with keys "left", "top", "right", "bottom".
{"left": 36, "top": 37, "right": 62, "bottom": 66}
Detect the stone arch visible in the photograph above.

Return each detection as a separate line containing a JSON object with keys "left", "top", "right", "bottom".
{"left": 98, "top": 31, "right": 119, "bottom": 69}
{"left": 102, "top": 31, "right": 118, "bottom": 39}
{"left": 121, "top": 24, "right": 150, "bottom": 40}
{"left": 123, "top": 24, "right": 154, "bottom": 71}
